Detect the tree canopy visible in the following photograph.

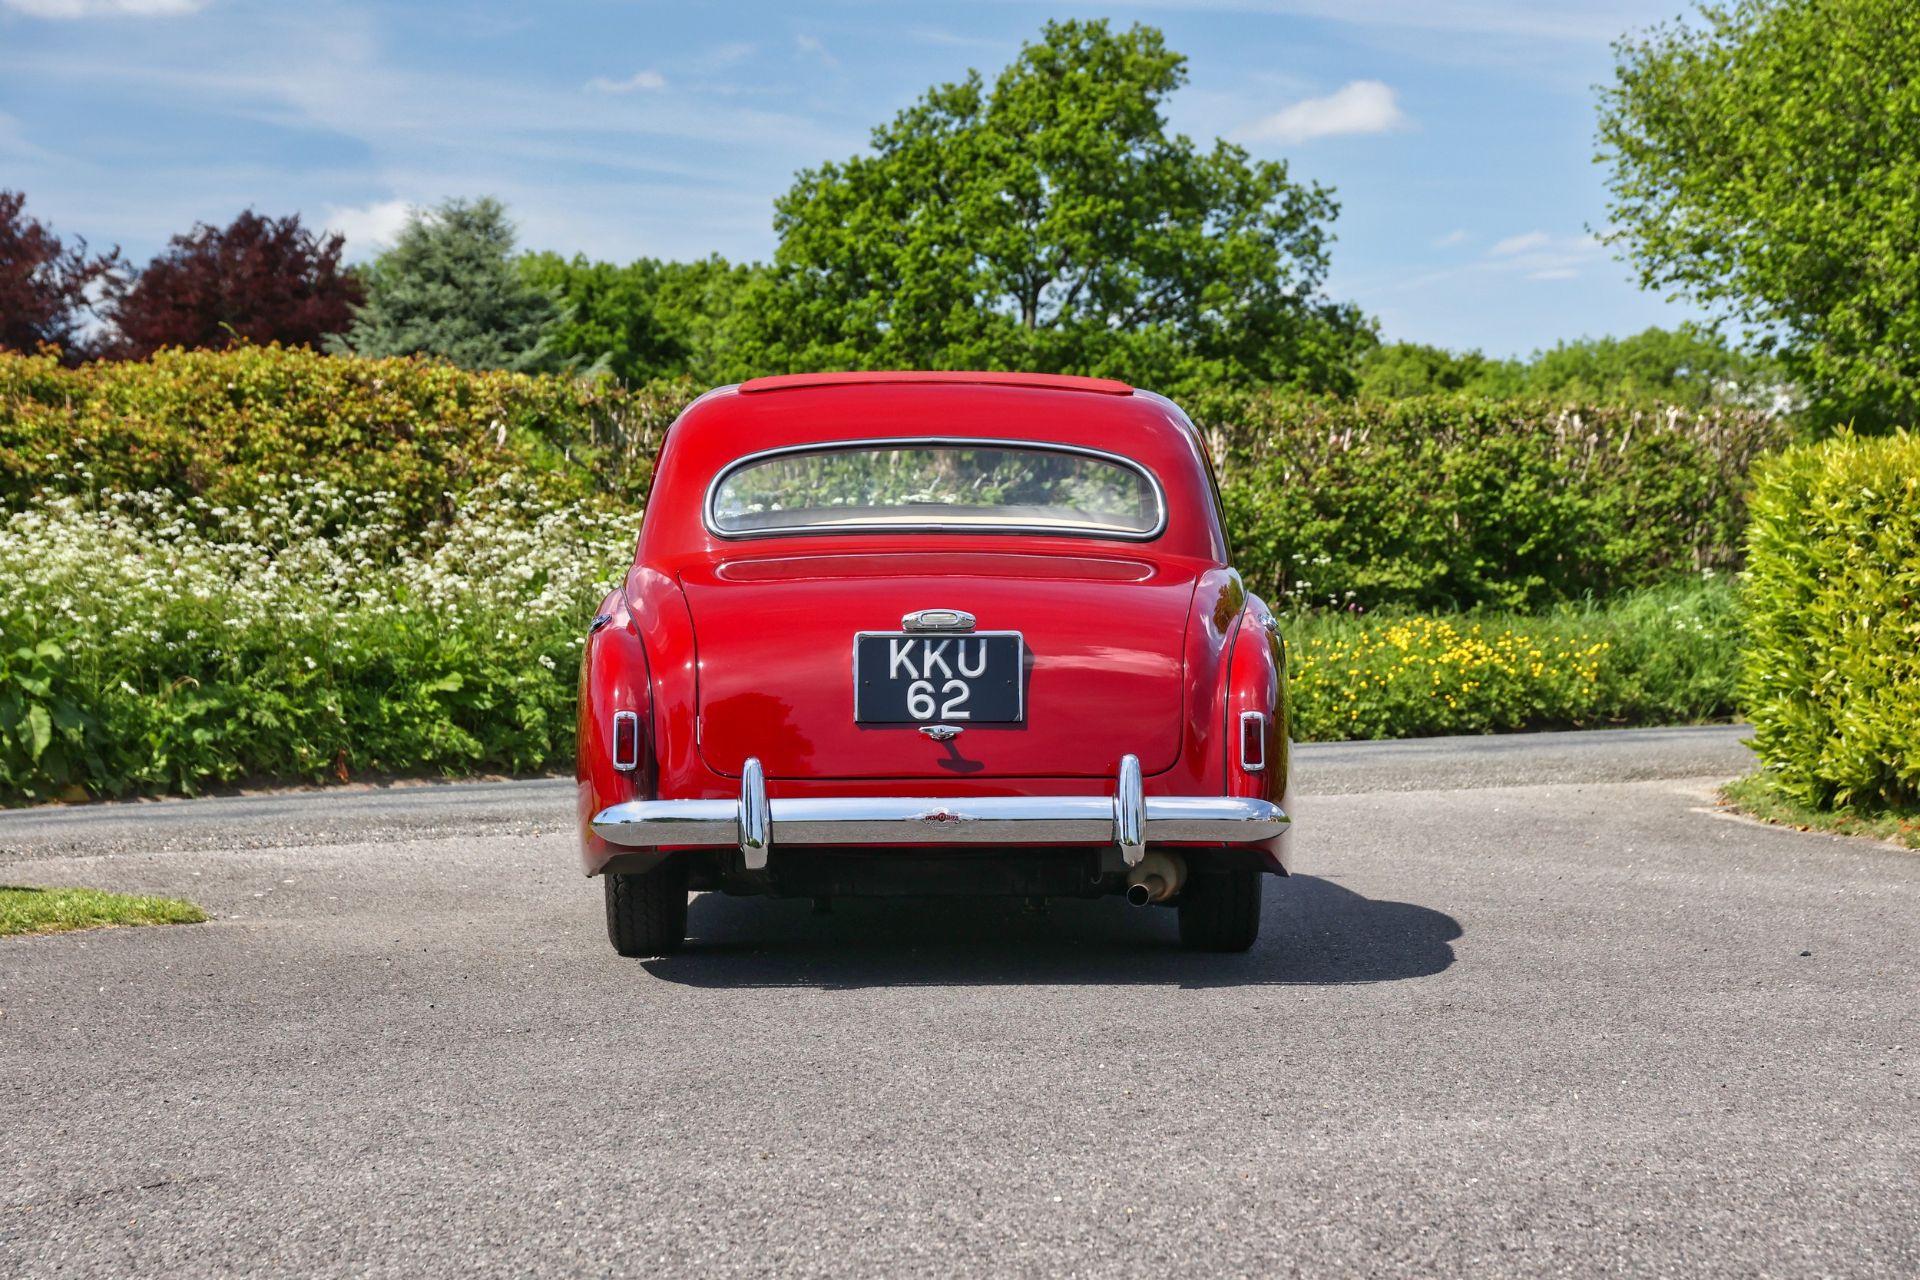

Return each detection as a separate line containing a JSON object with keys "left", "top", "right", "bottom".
{"left": 745, "top": 19, "right": 1371, "bottom": 393}
{"left": 1355, "top": 326, "right": 1788, "bottom": 410}
{"left": 519, "top": 252, "right": 760, "bottom": 384}
{"left": 334, "top": 198, "right": 562, "bottom": 373}
{"left": 1597, "top": 0, "right": 1920, "bottom": 429}
{"left": 0, "top": 191, "right": 119, "bottom": 363}
{"left": 105, "top": 210, "right": 360, "bottom": 360}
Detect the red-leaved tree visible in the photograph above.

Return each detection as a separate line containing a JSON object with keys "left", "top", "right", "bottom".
{"left": 106, "top": 210, "right": 363, "bottom": 358}
{"left": 0, "top": 191, "right": 121, "bottom": 363}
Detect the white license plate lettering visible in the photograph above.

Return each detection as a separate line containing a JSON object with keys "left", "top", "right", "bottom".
{"left": 939, "top": 678, "right": 970, "bottom": 719}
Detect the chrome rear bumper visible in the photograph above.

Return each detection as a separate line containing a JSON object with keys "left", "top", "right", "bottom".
{"left": 590, "top": 754, "right": 1288, "bottom": 871}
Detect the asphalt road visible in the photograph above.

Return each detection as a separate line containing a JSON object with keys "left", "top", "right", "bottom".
{"left": 3, "top": 725, "right": 1915, "bottom": 1278}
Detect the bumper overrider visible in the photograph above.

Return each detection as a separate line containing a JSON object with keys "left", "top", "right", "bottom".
{"left": 590, "top": 753, "right": 1289, "bottom": 870}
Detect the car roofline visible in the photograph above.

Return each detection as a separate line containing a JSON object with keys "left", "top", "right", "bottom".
{"left": 737, "top": 370, "right": 1134, "bottom": 396}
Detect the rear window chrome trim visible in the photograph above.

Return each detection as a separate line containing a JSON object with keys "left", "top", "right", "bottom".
{"left": 702, "top": 436, "right": 1169, "bottom": 542}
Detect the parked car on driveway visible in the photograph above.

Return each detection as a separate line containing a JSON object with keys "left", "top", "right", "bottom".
{"left": 577, "top": 371, "right": 1291, "bottom": 956}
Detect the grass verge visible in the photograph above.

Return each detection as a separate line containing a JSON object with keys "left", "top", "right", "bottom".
{"left": 0, "top": 885, "right": 208, "bottom": 937}
{"left": 1719, "top": 774, "right": 1920, "bottom": 850}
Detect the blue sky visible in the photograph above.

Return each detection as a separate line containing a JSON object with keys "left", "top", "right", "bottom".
{"left": 0, "top": 0, "right": 1704, "bottom": 358}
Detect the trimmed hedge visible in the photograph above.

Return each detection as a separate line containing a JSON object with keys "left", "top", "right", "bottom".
{"left": 1740, "top": 431, "right": 1920, "bottom": 811}
{"left": 3, "top": 348, "right": 1784, "bottom": 613}
{"left": 1198, "top": 390, "right": 1785, "bottom": 611}
{"left": 0, "top": 345, "right": 688, "bottom": 527}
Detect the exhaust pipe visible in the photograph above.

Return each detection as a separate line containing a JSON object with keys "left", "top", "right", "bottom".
{"left": 1123, "top": 850, "right": 1186, "bottom": 906}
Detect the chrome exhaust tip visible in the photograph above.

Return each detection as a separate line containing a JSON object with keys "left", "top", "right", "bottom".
{"left": 1125, "top": 882, "right": 1153, "bottom": 907}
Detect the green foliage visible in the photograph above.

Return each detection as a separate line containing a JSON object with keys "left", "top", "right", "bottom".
{"left": 0, "top": 885, "right": 207, "bottom": 936}
{"left": 1356, "top": 326, "right": 1787, "bottom": 410}
{"left": 1524, "top": 325, "right": 1786, "bottom": 410}
{"left": 0, "top": 344, "right": 1769, "bottom": 801}
{"left": 518, "top": 252, "right": 764, "bottom": 385}
{"left": 0, "top": 471, "right": 1743, "bottom": 801}
{"left": 1355, "top": 342, "right": 1521, "bottom": 400}
{"left": 1597, "top": 0, "right": 1920, "bottom": 431}
{"left": 0, "top": 480, "right": 633, "bottom": 804}
{"left": 1286, "top": 579, "right": 1742, "bottom": 741}
{"left": 1205, "top": 391, "right": 1785, "bottom": 611}
{"left": 333, "top": 197, "right": 563, "bottom": 373}
{"left": 4, "top": 349, "right": 1782, "bottom": 618}
{"left": 1739, "top": 430, "right": 1920, "bottom": 810}
{"left": 749, "top": 19, "right": 1372, "bottom": 395}
{"left": 0, "top": 344, "right": 686, "bottom": 526}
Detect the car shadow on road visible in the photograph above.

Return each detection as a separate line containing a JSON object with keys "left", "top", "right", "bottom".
{"left": 640, "top": 874, "right": 1460, "bottom": 990}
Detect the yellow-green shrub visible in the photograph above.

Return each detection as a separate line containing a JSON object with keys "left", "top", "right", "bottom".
{"left": 1740, "top": 431, "right": 1920, "bottom": 809}
{"left": 0, "top": 345, "right": 690, "bottom": 528}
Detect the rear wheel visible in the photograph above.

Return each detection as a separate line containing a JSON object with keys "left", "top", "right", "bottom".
{"left": 604, "top": 860, "right": 689, "bottom": 957}
{"left": 1177, "top": 869, "right": 1262, "bottom": 952}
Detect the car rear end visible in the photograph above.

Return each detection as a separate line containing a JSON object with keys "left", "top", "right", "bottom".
{"left": 577, "top": 373, "right": 1290, "bottom": 953}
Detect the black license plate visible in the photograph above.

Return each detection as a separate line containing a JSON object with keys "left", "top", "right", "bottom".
{"left": 853, "top": 632, "right": 1025, "bottom": 723}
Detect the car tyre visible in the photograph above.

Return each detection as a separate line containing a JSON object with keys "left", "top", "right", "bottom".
{"left": 1177, "top": 869, "right": 1262, "bottom": 952}
{"left": 604, "top": 861, "right": 689, "bottom": 957}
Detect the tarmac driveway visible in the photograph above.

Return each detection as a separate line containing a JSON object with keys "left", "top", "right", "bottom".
{"left": 2, "top": 726, "right": 1914, "bottom": 1277}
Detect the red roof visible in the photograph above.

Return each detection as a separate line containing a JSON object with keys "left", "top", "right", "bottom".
{"left": 737, "top": 370, "right": 1134, "bottom": 396}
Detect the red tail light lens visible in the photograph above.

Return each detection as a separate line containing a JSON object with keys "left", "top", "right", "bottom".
{"left": 612, "top": 710, "right": 641, "bottom": 772}
{"left": 1238, "top": 711, "right": 1266, "bottom": 773}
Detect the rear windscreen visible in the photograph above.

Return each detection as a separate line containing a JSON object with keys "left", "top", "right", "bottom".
{"left": 708, "top": 443, "right": 1164, "bottom": 538}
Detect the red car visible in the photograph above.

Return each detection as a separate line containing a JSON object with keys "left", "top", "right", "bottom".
{"left": 577, "top": 371, "right": 1292, "bottom": 956}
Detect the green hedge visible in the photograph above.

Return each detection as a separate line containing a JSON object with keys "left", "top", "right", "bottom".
{"left": 3, "top": 348, "right": 1784, "bottom": 614}
{"left": 1199, "top": 390, "right": 1785, "bottom": 611}
{"left": 0, "top": 345, "right": 687, "bottom": 527}
{"left": 1740, "top": 431, "right": 1920, "bottom": 810}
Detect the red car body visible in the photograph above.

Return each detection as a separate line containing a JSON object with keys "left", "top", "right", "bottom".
{"left": 578, "top": 371, "right": 1291, "bottom": 955}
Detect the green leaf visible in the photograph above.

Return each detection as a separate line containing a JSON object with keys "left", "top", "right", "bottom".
{"left": 26, "top": 703, "right": 52, "bottom": 763}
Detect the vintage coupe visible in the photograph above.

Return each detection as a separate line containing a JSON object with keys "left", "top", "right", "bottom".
{"left": 577, "top": 371, "right": 1292, "bottom": 956}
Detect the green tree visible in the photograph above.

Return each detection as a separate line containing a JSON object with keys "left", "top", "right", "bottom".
{"left": 1355, "top": 343, "right": 1521, "bottom": 399}
{"left": 520, "top": 252, "right": 765, "bottom": 384}
{"left": 1357, "top": 327, "right": 1788, "bottom": 409}
{"left": 333, "top": 198, "right": 561, "bottom": 373}
{"left": 1597, "top": 0, "right": 1920, "bottom": 430}
{"left": 1523, "top": 325, "right": 1787, "bottom": 410}
{"left": 748, "top": 19, "right": 1369, "bottom": 393}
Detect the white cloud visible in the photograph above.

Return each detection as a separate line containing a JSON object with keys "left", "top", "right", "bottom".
{"left": 322, "top": 199, "right": 412, "bottom": 258}
{"left": 794, "top": 34, "right": 838, "bottom": 69}
{"left": 1485, "top": 232, "right": 1603, "bottom": 282}
{"left": 1070, "top": 2, "right": 1656, "bottom": 43}
{"left": 695, "top": 42, "right": 756, "bottom": 69}
{"left": 1368, "top": 231, "right": 1606, "bottom": 297}
{"left": 0, "top": 111, "right": 58, "bottom": 162}
{"left": 1489, "top": 230, "right": 1552, "bottom": 256}
{"left": 910, "top": 28, "right": 1006, "bottom": 51}
{"left": 585, "top": 69, "right": 667, "bottom": 95}
{"left": 1432, "top": 229, "right": 1470, "bottom": 248}
{"left": 1239, "top": 80, "right": 1409, "bottom": 144}
{"left": 3, "top": 0, "right": 205, "bottom": 15}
